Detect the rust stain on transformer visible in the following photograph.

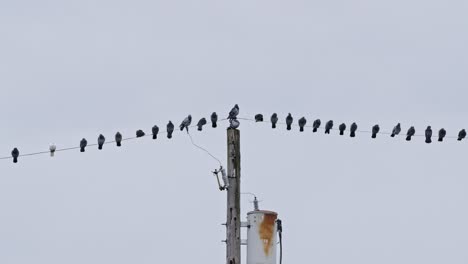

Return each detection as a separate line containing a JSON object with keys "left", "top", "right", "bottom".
{"left": 259, "top": 213, "right": 277, "bottom": 256}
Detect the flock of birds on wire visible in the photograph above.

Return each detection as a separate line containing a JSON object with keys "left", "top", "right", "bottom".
{"left": 5, "top": 104, "right": 468, "bottom": 164}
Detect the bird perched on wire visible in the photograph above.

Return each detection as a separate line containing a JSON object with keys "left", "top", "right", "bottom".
{"left": 229, "top": 118, "right": 240, "bottom": 129}
{"left": 11, "top": 148, "right": 19, "bottom": 163}
{"left": 339, "top": 123, "right": 346, "bottom": 135}
{"left": 115, "top": 132, "right": 122, "bottom": 147}
{"left": 350, "top": 122, "right": 358, "bottom": 137}
{"left": 152, "top": 125, "right": 159, "bottom": 139}
{"left": 49, "top": 144, "right": 56, "bottom": 157}
{"left": 255, "top": 114, "right": 264, "bottom": 122}
{"left": 325, "top": 120, "right": 333, "bottom": 134}
{"left": 425, "top": 126, "right": 432, "bottom": 144}
{"left": 197, "top": 118, "right": 207, "bottom": 131}
{"left": 228, "top": 104, "right": 239, "bottom": 120}
{"left": 271, "top": 113, "right": 278, "bottom": 129}
{"left": 286, "top": 113, "right": 293, "bottom": 130}
{"left": 136, "top": 130, "right": 145, "bottom": 138}
{"left": 180, "top": 115, "right": 192, "bottom": 132}
{"left": 312, "top": 119, "right": 321, "bottom": 133}
{"left": 372, "top": 125, "right": 380, "bottom": 138}
{"left": 458, "top": 129, "right": 466, "bottom": 141}
{"left": 98, "top": 134, "right": 105, "bottom": 150}
{"left": 391, "top": 123, "right": 401, "bottom": 137}
{"left": 438, "top": 128, "right": 446, "bottom": 142}
{"left": 80, "top": 138, "right": 87, "bottom": 152}
{"left": 167, "top": 121, "right": 174, "bottom": 139}
{"left": 406, "top": 126, "right": 415, "bottom": 141}
{"left": 298, "top": 117, "right": 307, "bottom": 132}
{"left": 211, "top": 112, "right": 218, "bottom": 128}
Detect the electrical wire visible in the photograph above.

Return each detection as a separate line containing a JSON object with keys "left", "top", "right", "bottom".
{"left": 187, "top": 127, "right": 224, "bottom": 167}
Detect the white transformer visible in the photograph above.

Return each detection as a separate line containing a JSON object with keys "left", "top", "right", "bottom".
{"left": 246, "top": 210, "right": 278, "bottom": 264}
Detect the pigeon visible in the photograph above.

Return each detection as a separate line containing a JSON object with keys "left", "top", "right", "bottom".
{"left": 271, "top": 113, "right": 278, "bottom": 129}
{"left": 339, "top": 123, "right": 346, "bottom": 135}
{"left": 438, "top": 128, "right": 446, "bottom": 142}
{"left": 180, "top": 115, "right": 192, "bottom": 132}
{"left": 229, "top": 118, "right": 240, "bottom": 129}
{"left": 167, "top": 121, "right": 174, "bottom": 139}
{"left": 11, "top": 148, "right": 19, "bottom": 163}
{"left": 49, "top": 144, "right": 56, "bottom": 157}
{"left": 312, "top": 119, "right": 321, "bottom": 133}
{"left": 136, "top": 130, "right": 145, "bottom": 138}
{"left": 350, "top": 122, "right": 358, "bottom": 137}
{"left": 152, "top": 125, "right": 159, "bottom": 139}
{"left": 115, "top": 132, "right": 122, "bottom": 147}
{"left": 391, "top": 123, "right": 401, "bottom": 137}
{"left": 325, "top": 120, "right": 333, "bottom": 134}
{"left": 228, "top": 104, "right": 239, "bottom": 120}
{"left": 406, "top": 126, "right": 415, "bottom": 141}
{"left": 255, "top": 114, "right": 264, "bottom": 122}
{"left": 98, "top": 134, "right": 105, "bottom": 150}
{"left": 286, "top": 113, "right": 293, "bottom": 131}
{"left": 211, "top": 112, "right": 218, "bottom": 128}
{"left": 298, "top": 117, "right": 307, "bottom": 132}
{"left": 197, "top": 118, "right": 207, "bottom": 131}
{"left": 372, "top": 125, "right": 380, "bottom": 139}
{"left": 80, "top": 138, "right": 87, "bottom": 152}
{"left": 458, "top": 129, "right": 466, "bottom": 141}
{"left": 425, "top": 126, "right": 432, "bottom": 144}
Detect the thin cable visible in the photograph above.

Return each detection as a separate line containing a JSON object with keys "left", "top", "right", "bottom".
{"left": 187, "top": 130, "right": 223, "bottom": 167}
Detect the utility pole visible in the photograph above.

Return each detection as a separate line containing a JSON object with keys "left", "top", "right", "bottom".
{"left": 226, "top": 128, "right": 241, "bottom": 264}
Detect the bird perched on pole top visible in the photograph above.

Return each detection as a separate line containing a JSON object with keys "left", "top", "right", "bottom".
{"left": 371, "top": 125, "right": 380, "bottom": 139}
{"left": 298, "top": 117, "right": 307, "bottom": 132}
{"left": 350, "top": 122, "right": 358, "bottom": 137}
{"left": 180, "top": 115, "right": 192, "bottom": 132}
{"left": 115, "top": 132, "right": 122, "bottom": 147}
{"left": 136, "top": 130, "right": 145, "bottom": 138}
{"left": 167, "top": 121, "right": 174, "bottom": 139}
{"left": 406, "top": 126, "right": 415, "bottom": 141}
{"left": 211, "top": 112, "right": 218, "bottom": 128}
{"left": 255, "top": 114, "right": 264, "bottom": 122}
{"left": 391, "top": 123, "right": 401, "bottom": 137}
{"left": 152, "top": 125, "right": 159, "bottom": 139}
{"left": 339, "top": 123, "right": 346, "bottom": 135}
{"left": 49, "top": 144, "right": 56, "bottom": 157}
{"left": 438, "top": 128, "right": 446, "bottom": 142}
{"left": 197, "top": 118, "right": 207, "bottom": 131}
{"left": 313, "top": 119, "right": 321, "bottom": 133}
{"left": 458, "top": 129, "right": 466, "bottom": 141}
{"left": 229, "top": 118, "right": 240, "bottom": 129}
{"left": 98, "top": 134, "right": 105, "bottom": 150}
{"left": 286, "top": 113, "right": 293, "bottom": 130}
{"left": 228, "top": 104, "right": 239, "bottom": 120}
{"left": 11, "top": 148, "right": 19, "bottom": 163}
{"left": 271, "top": 113, "right": 278, "bottom": 129}
{"left": 425, "top": 126, "right": 432, "bottom": 144}
{"left": 325, "top": 120, "right": 333, "bottom": 134}
{"left": 80, "top": 138, "right": 87, "bottom": 152}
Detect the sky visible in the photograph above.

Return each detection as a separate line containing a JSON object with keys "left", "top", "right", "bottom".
{"left": 1, "top": 0, "right": 468, "bottom": 263}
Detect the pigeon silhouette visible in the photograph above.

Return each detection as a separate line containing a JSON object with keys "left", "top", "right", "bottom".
{"left": 325, "top": 120, "right": 333, "bottom": 134}
{"left": 115, "top": 132, "right": 122, "bottom": 147}
{"left": 136, "top": 130, "right": 145, "bottom": 138}
{"left": 197, "top": 118, "right": 207, "bottom": 131}
{"left": 313, "top": 119, "right": 321, "bottom": 133}
{"left": 372, "top": 125, "right": 380, "bottom": 139}
{"left": 271, "top": 113, "right": 278, "bottom": 129}
{"left": 180, "top": 115, "right": 192, "bottom": 132}
{"left": 425, "top": 126, "right": 432, "bottom": 144}
{"left": 211, "top": 112, "right": 218, "bottom": 128}
{"left": 49, "top": 144, "right": 56, "bottom": 157}
{"left": 98, "top": 134, "right": 105, "bottom": 150}
{"left": 228, "top": 104, "right": 239, "bottom": 120}
{"left": 438, "top": 128, "right": 446, "bottom": 142}
{"left": 229, "top": 118, "right": 240, "bottom": 129}
{"left": 286, "top": 113, "right": 293, "bottom": 131}
{"left": 350, "top": 122, "right": 358, "bottom": 137}
{"left": 391, "top": 123, "right": 401, "bottom": 137}
{"left": 167, "top": 121, "right": 174, "bottom": 139}
{"left": 406, "top": 127, "right": 415, "bottom": 141}
{"left": 255, "top": 114, "right": 264, "bottom": 122}
{"left": 298, "top": 117, "right": 307, "bottom": 132}
{"left": 80, "top": 138, "right": 87, "bottom": 152}
{"left": 11, "top": 148, "right": 19, "bottom": 163}
{"left": 339, "top": 123, "right": 346, "bottom": 135}
{"left": 152, "top": 125, "right": 159, "bottom": 139}
{"left": 458, "top": 129, "right": 466, "bottom": 141}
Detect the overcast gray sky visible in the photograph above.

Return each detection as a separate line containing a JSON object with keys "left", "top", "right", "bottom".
{"left": 1, "top": 0, "right": 468, "bottom": 263}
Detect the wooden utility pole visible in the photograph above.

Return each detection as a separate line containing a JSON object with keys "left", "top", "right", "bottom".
{"left": 226, "top": 128, "right": 241, "bottom": 264}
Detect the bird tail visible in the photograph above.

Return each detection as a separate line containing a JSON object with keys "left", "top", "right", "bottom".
{"left": 372, "top": 134, "right": 376, "bottom": 139}
{"left": 198, "top": 127, "right": 202, "bottom": 131}
{"left": 272, "top": 124, "right": 276, "bottom": 129}
{"left": 180, "top": 126, "right": 184, "bottom": 131}
{"left": 212, "top": 123, "right": 217, "bottom": 128}
{"left": 458, "top": 137, "right": 462, "bottom": 141}
{"left": 153, "top": 134, "right": 157, "bottom": 139}
{"left": 300, "top": 127, "right": 304, "bottom": 132}
{"left": 350, "top": 132, "right": 356, "bottom": 137}
{"left": 325, "top": 129, "right": 330, "bottom": 134}
{"left": 313, "top": 128, "right": 317, "bottom": 133}
{"left": 406, "top": 136, "right": 411, "bottom": 141}
{"left": 98, "top": 145, "right": 103, "bottom": 150}
{"left": 50, "top": 152, "right": 54, "bottom": 157}
{"left": 13, "top": 157, "right": 17, "bottom": 163}
{"left": 287, "top": 125, "right": 291, "bottom": 130}
{"left": 391, "top": 133, "right": 395, "bottom": 137}
{"left": 438, "top": 138, "right": 443, "bottom": 142}
{"left": 80, "top": 148, "right": 85, "bottom": 152}
{"left": 167, "top": 133, "right": 172, "bottom": 139}
{"left": 426, "top": 138, "right": 431, "bottom": 144}
{"left": 340, "top": 131, "right": 344, "bottom": 135}
{"left": 117, "top": 142, "right": 121, "bottom": 147}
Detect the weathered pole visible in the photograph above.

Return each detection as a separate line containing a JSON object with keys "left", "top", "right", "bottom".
{"left": 226, "top": 128, "right": 241, "bottom": 264}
